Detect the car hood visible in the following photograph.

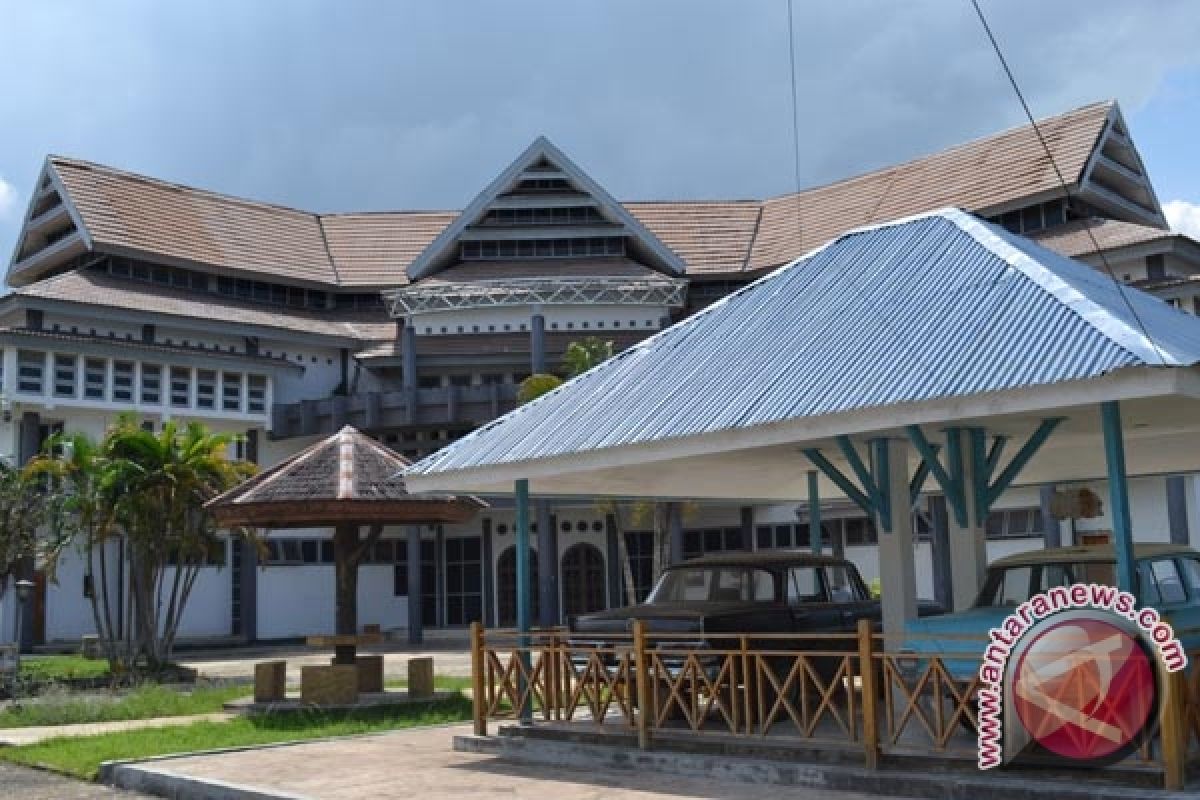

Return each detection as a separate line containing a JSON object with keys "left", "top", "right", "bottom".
{"left": 571, "top": 602, "right": 768, "bottom": 633}
{"left": 903, "top": 606, "right": 1004, "bottom": 652}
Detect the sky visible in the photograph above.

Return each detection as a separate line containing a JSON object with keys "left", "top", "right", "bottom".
{"left": 2, "top": 0, "right": 1200, "bottom": 261}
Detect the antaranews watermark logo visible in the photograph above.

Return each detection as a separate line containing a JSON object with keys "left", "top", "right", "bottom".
{"left": 977, "top": 583, "right": 1187, "bottom": 769}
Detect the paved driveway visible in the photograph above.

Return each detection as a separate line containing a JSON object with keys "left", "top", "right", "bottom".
{"left": 117, "top": 723, "right": 903, "bottom": 799}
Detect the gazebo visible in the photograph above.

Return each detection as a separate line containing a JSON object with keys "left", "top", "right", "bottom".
{"left": 207, "top": 425, "right": 484, "bottom": 659}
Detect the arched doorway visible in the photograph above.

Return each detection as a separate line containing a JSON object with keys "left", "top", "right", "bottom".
{"left": 497, "top": 547, "right": 538, "bottom": 627}
{"left": 561, "top": 543, "right": 606, "bottom": 618}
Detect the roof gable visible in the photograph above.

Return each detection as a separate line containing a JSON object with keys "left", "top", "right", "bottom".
{"left": 408, "top": 208, "right": 1200, "bottom": 477}
{"left": 405, "top": 136, "right": 686, "bottom": 281}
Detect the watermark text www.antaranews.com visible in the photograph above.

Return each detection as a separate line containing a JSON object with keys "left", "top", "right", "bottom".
{"left": 976, "top": 583, "right": 1186, "bottom": 769}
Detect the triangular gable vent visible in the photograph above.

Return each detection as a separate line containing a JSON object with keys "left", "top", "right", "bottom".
{"left": 406, "top": 136, "right": 685, "bottom": 281}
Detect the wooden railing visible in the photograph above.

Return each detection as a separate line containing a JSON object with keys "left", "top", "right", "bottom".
{"left": 470, "top": 621, "right": 1199, "bottom": 789}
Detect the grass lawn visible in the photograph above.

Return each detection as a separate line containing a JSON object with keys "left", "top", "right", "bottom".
{"left": 18, "top": 655, "right": 111, "bottom": 683}
{"left": 0, "top": 683, "right": 249, "bottom": 728}
{"left": 0, "top": 695, "right": 473, "bottom": 780}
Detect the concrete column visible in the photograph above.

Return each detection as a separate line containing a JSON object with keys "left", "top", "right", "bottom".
{"left": 1167, "top": 475, "right": 1190, "bottom": 546}
{"left": 929, "top": 495, "right": 953, "bottom": 611}
{"left": 739, "top": 507, "right": 754, "bottom": 551}
{"left": 401, "top": 321, "right": 417, "bottom": 390}
{"left": 530, "top": 312, "right": 546, "bottom": 375}
{"left": 667, "top": 502, "right": 685, "bottom": 565}
{"left": 1039, "top": 484, "right": 1061, "bottom": 548}
{"left": 482, "top": 519, "right": 495, "bottom": 628}
{"left": 948, "top": 434, "right": 987, "bottom": 611}
{"left": 876, "top": 438, "right": 917, "bottom": 637}
{"left": 407, "top": 525, "right": 423, "bottom": 645}
{"left": 605, "top": 515, "right": 623, "bottom": 606}
{"left": 535, "top": 500, "right": 558, "bottom": 626}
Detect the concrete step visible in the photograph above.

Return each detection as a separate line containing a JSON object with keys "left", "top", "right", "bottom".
{"left": 455, "top": 729, "right": 1186, "bottom": 800}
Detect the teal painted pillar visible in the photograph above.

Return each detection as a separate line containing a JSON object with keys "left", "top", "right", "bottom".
{"left": 515, "top": 479, "right": 532, "bottom": 633}
{"left": 1101, "top": 401, "right": 1135, "bottom": 592}
{"left": 514, "top": 478, "right": 532, "bottom": 723}
{"left": 808, "top": 470, "right": 822, "bottom": 555}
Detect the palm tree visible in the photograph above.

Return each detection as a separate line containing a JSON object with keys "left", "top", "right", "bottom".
{"left": 104, "top": 419, "right": 254, "bottom": 669}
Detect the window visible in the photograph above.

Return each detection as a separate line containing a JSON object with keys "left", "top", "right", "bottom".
{"left": 140, "top": 364, "right": 161, "bottom": 404}
{"left": 843, "top": 517, "right": 878, "bottom": 546}
{"left": 53, "top": 354, "right": 76, "bottom": 398}
{"left": 984, "top": 507, "right": 1043, "bottom": 539}
{"left": 444, "top": 537, "right": 483, "bottom": 626}
{"left": 1181, "top": 558, "right": 1200, "bottom": 597}
{"left": 650, "top": 567, "right": 775, "bottom": 603}
{"left": 112, "top": 361, "right": 134, "bottom": 402}
{"left": 17, "top": 350, "right": 43, "bottom": 394}
{"left": 247, "top": 375, "right": 266, "bottom": 413}
{"left": 222, "top": 372, "right": 241, "bottom": 412}
{"left": 170, "top": 367, "right": 191, "bottom": 408}
{"left": 787, "top": 567, "right": 825, "bottom": 603}
{"left": 84, "top": 358, "right": 105, "bottom": 400}
{"left": 448, "top": 374, "right": 472, "bottom": 387}
{"left": 196, "top": 370, "right": 216, "bottom": 410}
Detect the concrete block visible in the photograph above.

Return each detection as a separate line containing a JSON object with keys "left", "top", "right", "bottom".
{"left": 301, "top": 664, "right": 358, "bottom": 706}
{"left": 356, "top": 654, "right": 384, "bottom": 694}
{"left": 408, "top": 656, "right": 434, "bottom": 699}
{"left": 254, "top": 660, "right": 287, "bottom": 703}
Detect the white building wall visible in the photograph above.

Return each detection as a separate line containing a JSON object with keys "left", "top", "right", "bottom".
{"left": 409, "top": 304, "right": 670, "bottom": 339}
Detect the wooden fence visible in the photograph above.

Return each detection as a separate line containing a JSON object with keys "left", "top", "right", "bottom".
{"left": 470, "top": 620, "right": 1196, "bottom": 790}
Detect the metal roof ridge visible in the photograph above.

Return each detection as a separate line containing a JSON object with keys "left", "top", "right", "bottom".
{"left": 940, "top": 207, "right": 1180, "bottom": 367}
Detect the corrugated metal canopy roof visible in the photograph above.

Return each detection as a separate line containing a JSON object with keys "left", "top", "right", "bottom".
{"left": 407, "top": 208, "right": 1200, "bottom": 481}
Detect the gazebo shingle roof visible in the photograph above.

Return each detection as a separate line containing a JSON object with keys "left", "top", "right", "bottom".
{"left": 207, "top": 425, "right": 484, "bottom": 528}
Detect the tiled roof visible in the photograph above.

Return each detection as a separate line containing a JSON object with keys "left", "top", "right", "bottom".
{"left": 1028, "top": 217, "right": 1175, "bottom": 258}
{"left": 17, "top": 102, "right": 1123, "bottom": 287}
{"left": 206, "top": 425, "right": 484, "bottom": 527}
{"left": 746, "top": 101, "right": 1114, "bottom": 270}
{"left": 51, "top": 157, "right": 337, "bottom": 285}
{"left": 625, "top": 202, "right": 761, "bottom": 275}
{"left": 12, "top": 269, "right": 390, "bottom": 341}
{"left": 320, "top": 211, "right": 457, "bottom": 287}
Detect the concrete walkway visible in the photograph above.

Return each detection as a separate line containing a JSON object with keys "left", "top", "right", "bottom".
{"left": 0, "top": 712, "right": 233, "bottom": 746}
{"left": 107, "top": 723, "right": 904, "bottom": 799}
{"left": 179, "top": 645, "right": 471, "bottom": 682}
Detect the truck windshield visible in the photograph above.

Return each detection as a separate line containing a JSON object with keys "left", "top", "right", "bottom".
{"left": 976, "top": 560, "right": 1116, "bottom": 607}
{"left": 647, "top": 567, "right": 776, "bottom": 603}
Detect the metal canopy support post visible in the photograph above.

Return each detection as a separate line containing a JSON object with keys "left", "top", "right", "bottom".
{"left": 536, "top": 500, "right": 558, "bottom": 626}
{"left": 668, "top": 503, "right": 685, "bottom": 565}
{"left": 514, "top": 478, "right": 532, "bottom": 723}
{"left": 407, "top": 525, "right": 423, "bottom": 645}
{"left": 875, "top": 438, "right": 917, "bottom": 636}
{"left": 929, "top": 496, "right": 953, "bottom": 610}
{"left": 1101, "top": 401, "right": 1136, "bottom": 592}
{"left": 808, "top": 470, "right": 822, "bottom": 555}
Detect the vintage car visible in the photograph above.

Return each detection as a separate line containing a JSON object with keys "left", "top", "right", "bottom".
{"left": 569, "top": 551, "right": 943, "bottom": 676}
{"left": 902, "top": 543, "right": 1200, "bottom": 681}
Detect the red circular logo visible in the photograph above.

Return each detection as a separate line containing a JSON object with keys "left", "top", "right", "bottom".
{"left": 1012, "top": 617, "right": 1156, "bottom": 762}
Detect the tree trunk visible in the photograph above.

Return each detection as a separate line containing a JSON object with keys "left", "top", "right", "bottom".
{"left": 333, "top": 524, "right": 360, "bottom": 636}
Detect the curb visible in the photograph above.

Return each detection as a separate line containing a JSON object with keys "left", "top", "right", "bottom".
{"left": 453, "top": 734, "right": 1195, "bottom": 800}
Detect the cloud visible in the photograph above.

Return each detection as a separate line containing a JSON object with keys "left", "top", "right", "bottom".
{"left": 1165, "top": 200, "right": 1200, "bottom": 240}
{"left": 0, "top": 177, "right": 17, "bottom": 220}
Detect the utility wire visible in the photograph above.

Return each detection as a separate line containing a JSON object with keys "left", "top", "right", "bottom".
{"left": 969, "top": 0, "right": 1168, "bottom": 366}
{"left": 786, "top": 0, "right": 805, "bottom": 251}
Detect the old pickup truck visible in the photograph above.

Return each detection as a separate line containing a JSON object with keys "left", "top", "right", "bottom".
{"left": 569, "top": 551, "right": 943, "bottom": 669}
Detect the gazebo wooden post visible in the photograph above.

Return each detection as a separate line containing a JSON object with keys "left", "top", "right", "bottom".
{"left": 333, "top": 522, "right": 361, "bottom": 665}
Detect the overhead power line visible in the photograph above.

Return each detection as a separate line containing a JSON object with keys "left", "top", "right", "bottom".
{"left": 969, "top": 0, "right": 1167, "bottom": 366}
